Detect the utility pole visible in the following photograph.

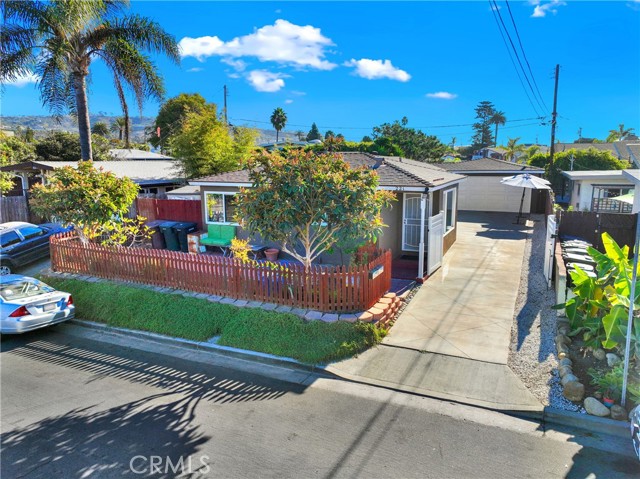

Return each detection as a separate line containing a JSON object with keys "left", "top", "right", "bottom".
{"left": 549, "top": 64, "right": 560, "bottom": 166}
{"left": 577, "top": 127, "right": 582, "bottom": 140}
{"left": 223, "top": 85, "right": 228, "bottom": 125}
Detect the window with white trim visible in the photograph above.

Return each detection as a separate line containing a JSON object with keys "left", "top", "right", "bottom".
{"left": 443, "top": 188, "right": 456, "bottom": 233}
{"left": 205, "top": 192, "right": 238, "bottom": 224}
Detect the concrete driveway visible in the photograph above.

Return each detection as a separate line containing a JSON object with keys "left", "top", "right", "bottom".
{"left": 383, "top": 212, "right": 531, "bottom": 364}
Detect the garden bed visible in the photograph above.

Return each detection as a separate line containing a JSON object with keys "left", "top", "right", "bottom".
{"left": 40, "top": 276, "right": 386, "bottom": 364}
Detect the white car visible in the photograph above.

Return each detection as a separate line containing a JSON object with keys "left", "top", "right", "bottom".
{"left": 0, "top": 275, "right": 74, "bottom": 334}
{"left": 632, "top": 404, "right": 640, "bottom": 461}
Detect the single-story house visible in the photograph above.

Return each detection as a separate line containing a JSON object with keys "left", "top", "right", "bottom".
{"left": 189, "top": 152, "right": 466, "bottom": 278}
{"left": 0, "top": 159, "right": 184, "bottom": 197}
{"left": 562, "top": 170, "right": 635, "bottom": 213}
{"left": 165, "top": 184, "right": 201, "bottom": 200}
{"left": 438, "top": 158, "right": 546, "bottom": 214}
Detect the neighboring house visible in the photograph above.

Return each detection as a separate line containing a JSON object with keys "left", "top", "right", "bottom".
{"left": 108, "top": 148, "right": 174, "bottom": 161}
{"left": 562, "top": 170, "right": 635, "bottom": 214}
{"left": 622, "top": 169, "right": 640, "bottom": 213}
{"left": 471, "top": 147, "right": 507, "bottom": 161}
{"left": 189, "top": 152, "right": 466, "bottom": 278}
{"left": 441, "top": 154, "right": 461, "bottom": 163}
{"left": 0, "top": 160, "right": 183, "bottom": 197}
{"left": 165, "top": 184, "right": 201, "bottom": 200}
{"left": 555, "top": 141, "right": 640, "bottom": 167}
{"left": 438, "top": 158, "right": 545, "bottom": 214}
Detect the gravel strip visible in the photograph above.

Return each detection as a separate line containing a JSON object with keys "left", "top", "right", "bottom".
{"left": 507, "top": 215, "right": 581, "bottom": 411}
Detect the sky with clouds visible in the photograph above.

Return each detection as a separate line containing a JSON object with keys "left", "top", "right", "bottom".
{"left": 3, "top": 1, "right": 639, "bottom": 145}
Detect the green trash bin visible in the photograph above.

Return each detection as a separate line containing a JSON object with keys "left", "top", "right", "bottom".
{"left": 173, "top": 222, "right": 198, "bottom": 253}
{"left": 159, "top": 221, "right": 180, "bottom": 251}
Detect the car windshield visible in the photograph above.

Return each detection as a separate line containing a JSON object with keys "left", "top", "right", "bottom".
{"left": 0, "top": 279, "right": 55, "bottom": 300}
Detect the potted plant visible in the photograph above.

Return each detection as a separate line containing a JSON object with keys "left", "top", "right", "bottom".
{"left": 265, "top": 248, "right": 279, "bottom": 262}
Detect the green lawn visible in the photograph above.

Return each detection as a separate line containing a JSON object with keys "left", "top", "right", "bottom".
{"left": 42, "top": 277, "right": 385, "bottom": 364}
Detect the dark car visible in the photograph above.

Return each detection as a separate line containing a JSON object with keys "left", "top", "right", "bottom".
{"left": 0, "top": 222, "right": 70, "bottom": 275}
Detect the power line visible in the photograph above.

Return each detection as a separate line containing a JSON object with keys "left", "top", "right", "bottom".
{"left": 229, "top": 116, "right": 546, "bottom": 131}
{"left": 504, "top": 0, "right": 549, "bottom": 112}
{"left": 489, "top": 0, "right": 543, "bottom": 117}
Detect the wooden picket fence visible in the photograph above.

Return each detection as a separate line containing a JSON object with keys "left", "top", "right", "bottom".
{"left": 50, "top": 232, "right": 392, "bottom": 313}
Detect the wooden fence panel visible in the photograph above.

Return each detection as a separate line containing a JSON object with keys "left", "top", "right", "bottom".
{"left": 557, "top": 211, "right": 637, "bottom": 252}
{"left": 50, "top": 233, "right": 392, "bottom": 313}
{"left": 1, "top": 196, "right": 29, "bottom": 223}
{"left": 135, "top": 198, "right": 203, "bottom": 230}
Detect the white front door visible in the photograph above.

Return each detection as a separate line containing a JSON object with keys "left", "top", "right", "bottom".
{"left": 402, "top": 193, "right": 426, "bottom": 251}
{"left": 427, "top": 212, "right": 444, "bottom": 274}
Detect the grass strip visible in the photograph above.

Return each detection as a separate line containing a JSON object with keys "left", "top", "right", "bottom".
{"left": 41, "top": 276, "right": 385, "bottom": 364}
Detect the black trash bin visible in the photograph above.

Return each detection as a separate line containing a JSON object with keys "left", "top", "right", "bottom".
{"left": 173, "top": 222, "right": 198, "bottom": 253}
{"left": 159, "top": 221, "right": 180, "bottom": 251}
{"left": 145, "top": 220, "right": 166, "bottom": 249}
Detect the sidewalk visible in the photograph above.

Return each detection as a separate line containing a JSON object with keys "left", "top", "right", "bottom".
{"left": 326, "top": 212, "right": 544, "bottom": 413}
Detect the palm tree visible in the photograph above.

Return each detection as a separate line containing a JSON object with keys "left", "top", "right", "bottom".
{"left": 270, "top": 107, "right": 287, "bottom": 143}
{"left": 504, "top": 137, "right": 525, "bottom": 162}
{"left": 110, "top": 116, "right": 130, "bottom": 143}
{"left": 490, "top": 111, "right": 506, "bottom": 146}
{"left": 91, "top": 121, "right": 110, "bottom": 137}
{"left": 606, "top": 124, "right": 635, "bottom": 142}
{"left": 1, "top": 0, "right": 180, "bottom": 160}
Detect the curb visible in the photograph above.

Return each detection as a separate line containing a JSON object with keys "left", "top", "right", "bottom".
{"left": 68, "top": 319, "right": 332, "bottom": 378}
{"left": 68, "top": 319, "right": 632, "bottom": 440}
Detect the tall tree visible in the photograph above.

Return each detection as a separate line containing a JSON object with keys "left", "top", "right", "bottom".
{"left": 270, "top": 107, "right": 287, "bottom": 143}
{"left": 490, "top": 111, "right": 506, "bottom": 146}
{"left": 170, "top": 106, "right": 257, "bottom": 178}
{"left": 471, "top": 101, "right": 496, "bottom": 149}
{"left": 151, "top": 93, "right": 216, "bottom": 150}
{"left": 110, "top": 117, "right": 128, "bottom": 141}
{"left": 372, "top": 118, "right": 447, "bottom": 161}
{"left": 306, "top": 122, "right": 322, "bottom": 141}
{"left": 503, "top": 137, "right": 525, "bottom": 162}
{"left": 1, "top": 0, "right": 180, "bottom": 160}
{"left": 606, "top": 124, "right": 635, "bottom": 142}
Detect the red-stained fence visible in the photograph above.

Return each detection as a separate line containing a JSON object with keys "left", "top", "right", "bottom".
{"left": 50, "top": 233, "right": 392, "bottom": 313}
{"left": 136, "top": 198, "right": 203, "bottom": 230}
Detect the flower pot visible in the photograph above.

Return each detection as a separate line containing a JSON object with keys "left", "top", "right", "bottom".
{"left": 265, "top": 248, "right": 279, "bottom": 262}
{"left": 603, "top": 397, "right": 615, "bottom": 408}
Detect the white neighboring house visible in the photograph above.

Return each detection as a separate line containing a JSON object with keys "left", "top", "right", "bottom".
{"left": 438, "top": 158, "right": 545, "bottom": 214}
{"left": 562, "top": 170, "right": 635, "bottom": 213}
{"left": 471, "top": 147, "right": 507, "bottom": 161}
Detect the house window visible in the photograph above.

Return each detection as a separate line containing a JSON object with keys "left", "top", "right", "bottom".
{"left": 205, "top": 192, "right": 237, "bottom": 224}
{"left": 443, "top": 188, "right": 456, "bottom": 233}
{"left": 591, "top": 186, "right": 633, "bottom": 213}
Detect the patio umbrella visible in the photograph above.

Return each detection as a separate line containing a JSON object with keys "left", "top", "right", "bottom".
{"left": 611, "top": 191, "right": 634, "bottom": 205}
{"left": 501, "top": 174, "right": 551, "bottom": 224}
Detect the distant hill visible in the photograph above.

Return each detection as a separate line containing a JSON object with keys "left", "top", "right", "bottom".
{"left": 2, "top": 115, "right": 305, "bottom": 145}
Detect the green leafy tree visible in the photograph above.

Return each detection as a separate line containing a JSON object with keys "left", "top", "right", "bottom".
{"left": 234, "top": 150, "right": 395, "bottom": 270}
{"left": 362, "top": 135, "right": 372, "bottom": 143}
{"left": 170, "top": 107, "right": 257, "bottom": 178}
{"left": 30, "top": 161, "right": 139, "bottom": 243}
{"left": 270, "top": 107, "right": 287, "bottom": 143}
{"left": 324, "top": 130, "right": 335, "bottom": 139}
{"left": 490, "top": 111, "right": 506, "bottom": 146}
{"left": 91, "top": 122, "right": 110, "bottom": 137}
{"left": 151, "top": 93, "right": 216, "bottom": 150}
{"left": 471, "top": 101, "right": 496, "bottom": 149}
{"left": 529, "top": 148, "right": 628, "bottom": 194}
{"left": 372, "top": 117, "right": 446, "bottom": 161}
{"left": 504, "top": 137, "right": 525, "bottom": 162}
{"left": 306, "top": 123, "right": 323, "bottom": 141}
{"left": 606, "top": 124, "right": 635, "bottom": 142}
{"left": 35, "top": 131, "right": 110, "bottom": 162}
{"left": 1, "top": 0, "right": 180, "bottom": 160}
{"left": 0, "top": 132, "right": 38, "bottom": 193}
{"left": 110, "top": 117, "right": 129, "bottom": 142}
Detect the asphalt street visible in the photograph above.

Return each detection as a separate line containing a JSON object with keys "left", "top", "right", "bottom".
{"left": 1, "top": 326, "right": 638, "bottom": 479}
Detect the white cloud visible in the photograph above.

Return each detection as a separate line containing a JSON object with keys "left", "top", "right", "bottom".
{"left": 3, "top": 71, "right": 39, "bottom": 87}
{"left": 284, "top": 99, "right": 294, "bottom": 104}
{"left": 179, "top": 19, "right": 336, "bottom": 70}
{"left": 530, "top": 0, "right": 566, "bottom": 18}
{"left": 187, "top": 67, "right": 203, "bottom": 73}
{"left": 221, "top": 58, "right": 247, "bottom": 72}
{"left": 247, "top": 70, "right": 286, "bottom": 92}
{"left": 627, "top": 0, "right": 640, "bottom": 11}
{"left": 344, "top": 58, "right": 411, "bottom": 82}
{"left": 426, "top": 91, "right": 458, "bottom": 100}
{"left": 291, "top": 90, "right": 306, "bottom": 96}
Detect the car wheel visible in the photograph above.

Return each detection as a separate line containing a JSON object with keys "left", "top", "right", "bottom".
{"left": 0, "top": 263, "right": 12, "bottom": 275}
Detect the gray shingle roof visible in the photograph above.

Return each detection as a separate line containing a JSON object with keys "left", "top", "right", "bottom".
{"left": 192, "top": 152, "right": 465, "bottom": 189}
{"left": 437, "top": 157, "right": 544, "bottom": 173}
